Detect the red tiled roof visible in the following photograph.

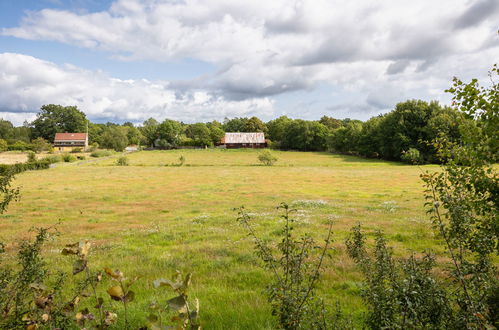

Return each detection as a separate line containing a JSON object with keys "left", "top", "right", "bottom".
{"left": 54, "top": 133, "right": 87, "bottom": 141}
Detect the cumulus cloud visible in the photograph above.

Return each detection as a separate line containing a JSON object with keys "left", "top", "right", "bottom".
{"left": 0, "top": 53, "right": 276, "bottom": 125}
{"left": 1, "top": 0, "right": 498, "bottom": 122}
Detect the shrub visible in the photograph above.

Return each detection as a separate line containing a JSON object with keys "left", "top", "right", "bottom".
{"left": 8, "top": 141, "right": 33, "bottom": 151}
{"left": 61, "top": 153, "right": 76, "bottom": 162}
{"left": 31, "top": 137, "right": 51, "bottom": 153}
{"left": 76, "top": 155, "right": 86, "bottom": 160}
{"left": 116, "top": 156, "right": 129, "bottom": 166}
{"left": 90, "top": 150, "right": 112, "bottom": 158}
{"left": 0, "top": 139, "right": 7, "bottom": 152}
{"left": 27, "top": 151, "right": 36, "bottom": 163}
{"left": 89, "top": 142, "right": 99, "bottom": 152}
{"left": 346, "top": 225, "right": 452, "bottom": 329}
{"left": 258, "top": 150, "right": 278, "bottom": 166}
{"left": 71, "top": 147, "right": 83, "bottom": 153}
{"left": 43, "top": 155, "right": 62, "bottom": 164}
{"left": 237, "top": 203, "right": 336, "bottom": 329}
{"left": 401, "top": 148, "right": 421, "bottom": 164}
{"left": 0, "top": 226, "right": 201, "bottom": 329}
{"left": 178, "top": 155, "right": 185, "bottom": 166}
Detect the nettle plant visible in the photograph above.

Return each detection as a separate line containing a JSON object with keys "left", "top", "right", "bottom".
{"left": 237, "top": 203, "right": 341, "bottom": 330}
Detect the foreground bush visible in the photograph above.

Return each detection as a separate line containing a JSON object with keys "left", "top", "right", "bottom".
{"left": 346, "top": 226, "right": 452, "bottom": 329}
{"left": 237, "top": 203, "right": 351, "bottom": 329}
{"left": 0, "top": 228, "right": 201, "bottom": 330}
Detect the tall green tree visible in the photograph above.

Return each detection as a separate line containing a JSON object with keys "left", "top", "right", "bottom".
{"left": 157, "top": 119, "right": 183, "bottom": 148}
{"left": 206, "top": 121, "right": 225, "bottom": 145}
{"left": 281, "top": 120, "right": 329, "bottom": 151}
{"left": 31, "top": 104, "right": 87, "bottom": 141}
{"left": 185, "top": 123, "right": 212, "bottom": 147}
{"left": 140, "top": 118, "right": 159, "bottom": 147}
{"left": 0, "top": 119, "right": 14, "bottom": 140}
{"left": 100, "top": 126, "right": 128, "bottom": 152}
{"left": 266, "top": 116, "right": 292, "bottom": 144}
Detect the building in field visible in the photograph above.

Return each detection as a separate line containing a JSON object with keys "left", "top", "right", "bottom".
{"left": 53, "top": 133, "right": 88, "bottom": 152}
{"left": 221, "top": 132, "right": 267, "bottom": 148}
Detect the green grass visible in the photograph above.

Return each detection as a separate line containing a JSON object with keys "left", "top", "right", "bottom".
{"left": 0, "top": 149, "right": 442, "bottom": 328}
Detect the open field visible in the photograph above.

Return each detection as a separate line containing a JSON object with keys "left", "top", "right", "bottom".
{"left": 0, "top": 149, "right": 442, "bottom": 328}
{"left": 0, "top": 151, "right": 30, "bottom": 164}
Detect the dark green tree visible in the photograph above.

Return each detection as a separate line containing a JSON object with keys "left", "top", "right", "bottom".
{"left": 140, "top": 118, "right": 159, "bottom": 147}
{"left": 266, "top": 116, "right": 292, "bottom": 145}
{"left": 281, "top": 120, "right": 329, "bottom": 151}
{"left": 100, "top": 126, "right": 128, "bottom": 152}
{"left": 206, "top": 121, "right": 225, "bottom": 145}
{"left": 319, "top": 116, "right": 342, "bottom": 130}
{"left": 185, "top": 123, "right": 212, "bottom": 147}
{"left": 31, "top": 104, "right": 87, "bottom": 141}
{"left": 157, "top": 119, "right": 183, "bottom": 148}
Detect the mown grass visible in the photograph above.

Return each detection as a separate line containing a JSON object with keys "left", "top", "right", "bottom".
{"left": 0, "top": 149, "right": 441, "bottom": 328}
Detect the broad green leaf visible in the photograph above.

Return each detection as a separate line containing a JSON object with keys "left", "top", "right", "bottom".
{"left": 147, "top": 313, "right": 159, "bottom": 323}
{"left": 107, "top": 286, "right": 124, "bottom": 301}
{"left": 167, "top": 294, "right": 187, "bottom": 313}
{"left": 124, "top": 290, "right": 135, "bottom": 302}
{"left": 73, "top": 259, "right": 87, "bottom": 275}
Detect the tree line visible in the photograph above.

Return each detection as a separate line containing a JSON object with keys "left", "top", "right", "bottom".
{"left": 0, "top": 99, "right": 467, "bottom": 163}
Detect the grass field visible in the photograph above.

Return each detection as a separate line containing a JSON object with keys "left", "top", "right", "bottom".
{"left": 0, "top": 149, "right": 442, "bottom": 329}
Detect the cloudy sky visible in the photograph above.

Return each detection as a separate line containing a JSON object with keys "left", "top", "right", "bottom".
{"left": 0, "top": 0, "right": 498, "bottom": 125}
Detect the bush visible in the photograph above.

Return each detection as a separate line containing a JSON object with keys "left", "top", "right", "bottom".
{"left": 0, "top": 139, "right": 7, "bottom": 152}
{"left": 8, "top": 141, "right": 33, "bottom": 151}
{"left": 89, "top": 142, "right": 99, "bottom": 152}
{"left": 258, "top": 150, "right": 278, "bottom": 166}
{"left": 346, "top": 225, "right": 452, "bottom": 329}
{"left": 43, "top": 155, "right": 62, "bottom": 164}
{"left": 76, "top": 155, "right": 86, "bottom": 160}
{"left": 401, "top": 148, "right": 422, "bottom": 164}
{"left": 116, "top": 155, "right": 129, "bottom": 166}
{"left": 0, "top": 227, "right": 201, "bottom": 329}
{"left": 90, "top": 150, "right": 112, "bottom": 158}
{"left": 237, "top": 203, "right": 337, "bottom": 329}
{"left": 27, "top": 151, "right": 36, "bottom": 163}
{"left": 71, "top": 147, "right": 83, "bottom": 153}
{"left": 31, "top": 137, "right": 51, "bottom": 153}
{"left": 61, "top": 153, "right": 76, "bottom": 162}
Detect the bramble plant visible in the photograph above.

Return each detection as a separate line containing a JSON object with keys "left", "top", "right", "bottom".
{"left": 258, "top": 149, "right": 278, "bottom": 166}
{"left": 237, "top": 203, "right": 334, "bottom": 329}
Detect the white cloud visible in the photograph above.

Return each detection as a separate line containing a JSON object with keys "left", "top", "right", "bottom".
{"left": 0, "top": 53, "right": 276, "bottom": 125}
{"left": 1, "top": 0, "right": 498, "bottom": 122}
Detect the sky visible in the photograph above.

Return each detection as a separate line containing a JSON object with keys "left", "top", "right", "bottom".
{"left": 0, "top": 0, "right": 498, "bottom": 125}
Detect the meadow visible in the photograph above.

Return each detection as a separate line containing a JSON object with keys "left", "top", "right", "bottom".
{"left": 0, "top": 149, "right": 442, "bottom": 329}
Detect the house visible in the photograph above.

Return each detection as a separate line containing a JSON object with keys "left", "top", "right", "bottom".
{"left": 53, "top": 133, "right": 88, "bottom": 152}
{"left": 221, "top": 132, "right": 267, "bottom": 148}
{"left": 125, "top": 144, "right": 139, "bottom": 152}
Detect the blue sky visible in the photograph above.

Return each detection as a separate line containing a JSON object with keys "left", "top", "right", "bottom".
{"left": 1, "top": 0, "right": 498, "bottom": 125}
